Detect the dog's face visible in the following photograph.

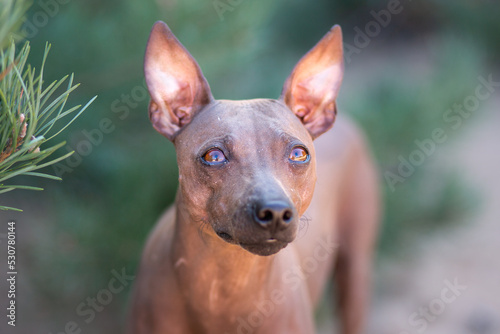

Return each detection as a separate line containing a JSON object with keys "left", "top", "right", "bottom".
{"left": 144, "top": 21, "right": 344, "bottom": 256}
{"left": 174, "top": 99, "right": 315, "bottom": 255}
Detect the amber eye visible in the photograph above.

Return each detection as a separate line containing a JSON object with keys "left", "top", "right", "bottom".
{"left": 289, "top": 146, "right": 309, "bottom": 163}
{"left": 202, "top": 148, "right": 227, "bottom": 165}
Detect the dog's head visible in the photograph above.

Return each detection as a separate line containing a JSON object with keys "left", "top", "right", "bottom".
{"left": 144, "top": 22, "right": 344, "bottom": 256}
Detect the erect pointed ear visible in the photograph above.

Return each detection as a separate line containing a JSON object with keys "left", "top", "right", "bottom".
{"left": 144, "top": 21, "right": 213, "bottom": 141}
{"left": 280, "top": 25, "right": 344, "bottom": 139}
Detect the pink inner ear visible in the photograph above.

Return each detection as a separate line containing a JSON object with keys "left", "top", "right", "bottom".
{"left": 148, "top": 69, "right": 195, "bottom": 113}
{"left": 169, "top": 80, "right": 194, "bottom": 117}
{"left": 292, "top": 64, "right": 343, "bottom": 117}
{"left": 144, "top": 21, "right": 213, "bottom": 140}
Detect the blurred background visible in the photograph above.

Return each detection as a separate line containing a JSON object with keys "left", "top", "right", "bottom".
{"left": 1, "top": 0, "right": 499, "bottom": 333}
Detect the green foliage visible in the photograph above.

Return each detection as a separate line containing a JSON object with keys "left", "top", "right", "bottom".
{"left": 0, "top": 43, "right": 95, "bottom": 209}
{"left": 0, "top": 0, "right": 95, "bottom": 211}
{"left": 0, "top": 0, "right": 29, "bottom": 48}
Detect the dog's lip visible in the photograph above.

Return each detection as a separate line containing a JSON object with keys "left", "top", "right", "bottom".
{"left": 239, "top": 239, "right": 289, "bottom": 256}
{"left": 238, "top": 238, "right": 288, "bottom": 247}
{"left": 216, "top": 231, "right": 291, "bottom": 248}
{"left": 215, "top": 231, "right": 237, "bottom": 244}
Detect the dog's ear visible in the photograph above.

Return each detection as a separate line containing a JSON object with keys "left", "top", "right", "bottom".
{"left": 281, "top": 25, "right": 344, "bottom": 139}
{"left": 144, "top": 21, "right": 213, "bottom": 141}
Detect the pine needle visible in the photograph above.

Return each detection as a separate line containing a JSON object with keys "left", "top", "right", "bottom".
{"left": 0, "top": 0, "right": 95, "bottom": 210}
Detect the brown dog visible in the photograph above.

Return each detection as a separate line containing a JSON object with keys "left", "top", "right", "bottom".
{"left": 128, "top": 21, "right": 380, "bottom": 334}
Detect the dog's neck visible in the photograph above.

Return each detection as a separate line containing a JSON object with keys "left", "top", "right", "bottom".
{"left": 171, "top": 194, "right": 280, "bottom": 307}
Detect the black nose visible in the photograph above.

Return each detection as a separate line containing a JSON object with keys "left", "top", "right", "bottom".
{"left": 254, "top": 201, "right": 294, "bottom": 230}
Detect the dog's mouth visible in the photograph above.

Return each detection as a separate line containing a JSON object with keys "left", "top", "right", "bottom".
{"left": 216, "top": 231, "right": 236, "bottom": 244}
{"left": 239, "top": 240, "right": 289, "bottom": 256}
{"left": 215, "top": 230, "right": 289, "bottom": 256}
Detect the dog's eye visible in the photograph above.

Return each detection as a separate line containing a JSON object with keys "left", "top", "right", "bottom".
{"left": 289, "top": 146, "right": 309, "bottom": 163}
{"left": 202, "top": 148, "right": 227, "bottom": 165}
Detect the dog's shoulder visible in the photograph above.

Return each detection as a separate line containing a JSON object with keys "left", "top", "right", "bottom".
{"left": 140, "top": 206, "right": 176, "bottom": 267}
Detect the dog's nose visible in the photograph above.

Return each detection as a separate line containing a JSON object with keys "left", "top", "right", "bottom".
{"left": 254, "top": 201, "right": 294, "bottom": 229}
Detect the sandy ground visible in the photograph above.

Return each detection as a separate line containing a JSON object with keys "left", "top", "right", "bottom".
{"left": 363, "top": 98, "right": 500, "bottom": 334}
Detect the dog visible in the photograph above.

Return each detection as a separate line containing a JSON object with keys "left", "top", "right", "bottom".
{"left": 127, "top": 21, "right": 380, "bottom": 334}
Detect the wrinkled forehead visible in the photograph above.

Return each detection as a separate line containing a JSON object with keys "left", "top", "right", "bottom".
{"left": 175, "top": 99, "right": 312, "bottom": 148}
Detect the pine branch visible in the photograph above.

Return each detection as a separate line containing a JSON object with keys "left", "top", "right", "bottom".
{"left": 0, "top": 0, "right": 96, "bottom": 211}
